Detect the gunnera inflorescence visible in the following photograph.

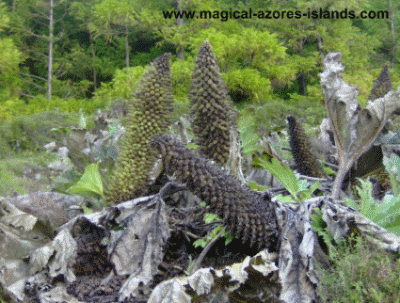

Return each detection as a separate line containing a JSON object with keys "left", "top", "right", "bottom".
{"left": 105, "top": 53, "right": 174, "bottom": 204}
{"left": 368, "top": 65, "right": 392, "bottom": 101}
{"left": 150, "top": 135, "right": 279, "bottom": 250}
{"left": 189, "top": 40, "right": 237, "bottom": 167}
{"left": 287, "top": 115, "right": 326, "bottom": 178}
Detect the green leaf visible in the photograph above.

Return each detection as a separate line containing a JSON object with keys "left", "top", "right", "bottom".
{"left": 237, "top": 109, "right": 261, "bottom": 158}
{"left": 299, "top": 181, "right": 321, "bottom": 201}
{"left": 223, "top": 230, "right": 234, "bottom": 246}
{"left": 350, "top": 179, "right": 400, "bottom": 236}
{"left": 193, "top": 239, "right": 206, "bottom": 248}
{"left": 186, "top": 142, "right": 199, "bottom": 150}
{"left": 321, "top": 161, "right": 336, "bottom": 177}
{"left": 253, "top": 156, "right": 320, "bottom": 202}
{"left": 275, "top": 194, "right": 295, "bottom": 203}
{"left": 242, "top": 144, "right": 262, "bottom": 158}
{"left": 203, "top": 212, "right": 222, "bottom": 223}
{"left": 67, "top": 162, "right": 105, "bottom": 201}
{"left": 247, "top": 181, "right": 269, "bottom": 191}
{"left": 253, "top": 157, "right": 299, "bottom": 201}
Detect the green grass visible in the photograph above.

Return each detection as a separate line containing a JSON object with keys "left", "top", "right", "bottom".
{"left": 317, "top": 236, "right": 400, "bottom": 303}
{"left": 0, "top": 150, "right": 58, "bottom": 196}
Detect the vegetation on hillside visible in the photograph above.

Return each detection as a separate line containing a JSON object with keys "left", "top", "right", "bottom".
{"left": 0, "top": 0, "right": 398, "bottom": 122}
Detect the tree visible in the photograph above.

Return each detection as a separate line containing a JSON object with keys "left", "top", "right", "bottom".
{"left": 0, "top": 1, "right": 23, "bottom": 100}
{"left": 12, "top": 0, "right": 67, "bottom": 101}
{"left": 89, "top": 0, "right": 141, "bottom": 73}
{"left": 362, "top": 0, "right": 400, "bottom": 69}
{"left": 70, "top": 0, "right": 100, "bottom": 93}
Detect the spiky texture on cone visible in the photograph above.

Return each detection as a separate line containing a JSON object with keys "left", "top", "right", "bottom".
{"left": 287, "top": 115, "right": 326, "bottom": 178}
{"left": 189, "top": 40, "right": 237, "bottom": 167}
{"left": 368, "top": 65, "right": 392, "bottom": 101}
{"left": 105, "top": 53, "right": 174, "bottom": 204}
{"left": 150, "top": 135, "right": 278, "bottom": 249}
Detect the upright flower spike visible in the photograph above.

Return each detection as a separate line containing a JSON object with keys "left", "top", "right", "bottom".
{"left": 287, "top": 115, "right": 326, "bottom": 178}
{"left": 105, "top": 53, "right": 174, "bottom": 204}
{"left": 189, "top": 40, "right": 237, "bottom": 167}
{"left": 150, "top": 135, "right": 279, "bottom": 250}
{"left": 368, "top": 65, "right": 392, "bottom": 101}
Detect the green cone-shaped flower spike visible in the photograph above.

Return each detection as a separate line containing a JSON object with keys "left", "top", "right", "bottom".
{"left": 105, "top": 53, "right": 174, "bottom": 204}
{"left": 189, "top": 41, "right": 236, "bottom": 167}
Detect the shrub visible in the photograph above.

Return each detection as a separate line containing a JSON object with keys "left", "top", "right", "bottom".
{"left": 238, "top": 99, "right": 327, "bottom": 137}
{"left": 94, "top": 66, "right": 147, "bottom": 102}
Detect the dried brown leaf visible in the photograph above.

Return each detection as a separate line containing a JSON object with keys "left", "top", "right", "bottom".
{"left": 321, "top": 53, "right": 400, "bottom": 199}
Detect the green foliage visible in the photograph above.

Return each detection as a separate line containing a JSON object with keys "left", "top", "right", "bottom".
{"left": 67, "top": 162, "right": 106, "bottom": 201}
{"left": 321, "top": 161, "right": 337, "bottom": 178}
{"left": 236, "top": 108, "right": 261, "bottom": 158}
{"left": 95, "top": 66, "right": 147, "bottom": 102}
{"left": 253, "top": 157, "right": 320, "bottom": 202}
{"left": 0, "top": 110, "right": 79, "bottom": 152}
{"left": 317, "top": 236, "right": 400, "bottom": 303}
{"left": 238, "top": 100, "right": 326, "bottom": 137}
{"left": 0, "top": 0, "right": 395, "bottom": 106}
{"left": 0, "top": 38, "right": 23, "bottom": 99}
{"left": 322, "top": 20, "right": 379, "bottom": 98}
{"left": 193, "top": 212, "right": 234, "bottom": 248}
{"left": 170, "top": 56, "right": 194, "bottom": 102}
{"left": 51, "top": 78, "right": 93, "bottom": 99}
{"left": 51, "top": 168, "right": 82, "bottom": 195}
{"left": 0, "top": 150, "right": 57, "bottom": 196}
{"left": 310, "top": 207, "right": 336, "bottom": 261}
{"left": 222, "top": 68, "right": 272, "bottom": 101}
{"left": 0, "top": 95, "right": 106, "bottom": 122}
{"left": 0, "top": 98, "right": 26, "bottom": 121}
{"left": 130, "top": 46, "right": 171, "bottom": 67}
{"left": 190, "top": 26, "right": 286, "bottom": 70}
{"left": 345, "top": 178, "right": 400, "bottom": 236}
{"left": 247, "top": 181, "right": 269, "bottom": 191}
{"left": 186, "top": 25, "right": 289, "bottom": 102}
{"left": 383, "top": 153, "right": 400, "bottom": 196}
{"left": 0, "top": 136, "right": 12, "bottom": 159}
{"left": 0, "top": 2, "right": 23, "bottom": 99}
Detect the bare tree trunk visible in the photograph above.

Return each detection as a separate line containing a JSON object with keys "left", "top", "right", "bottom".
{"left": 176, "top": 0, "right": 184, "bottom": 60}
{"left": 297, "top": 40, "right": 306, "bottom": 96}
{"left": 90, "top": 32, "right": 97, "bottom": 92}
{"left": 315, "top": 21, "right": 324, "bottom": 60}
{"left": 12, "top": 0, "right": 16, "bottom": 12}
{"left": 125, "top": 24, "right": 130, "bottom": 73}
{"left": 47, "top": 0, "right": 54, "bottom": 102}
{"left": 389, "top": 0, "right": 396, "bottom": 69}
